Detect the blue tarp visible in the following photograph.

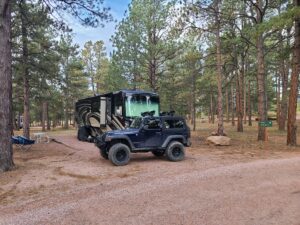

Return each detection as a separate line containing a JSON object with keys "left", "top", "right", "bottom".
{"left": 12, "top": 136, "right": 35, "bottom": 145}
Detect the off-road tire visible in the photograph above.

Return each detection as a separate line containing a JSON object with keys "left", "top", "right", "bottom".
{"left": 166, "top": 141, "right": 185, "bottom": 161}
{"left": 100, "top": 148, "right": 108, "bottom": 159}
{"left": 152, "top": 150, "right": 165, "bottom": 157}
{"left": 108, "top": 143, "right": 130, "bottom": 166}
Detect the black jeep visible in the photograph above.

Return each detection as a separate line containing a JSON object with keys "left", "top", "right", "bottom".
{"left": 95, "top": 115, "right": 191, "bottom": 166}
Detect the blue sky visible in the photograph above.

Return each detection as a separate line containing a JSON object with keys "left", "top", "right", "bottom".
{"left": 65, "top": 0, "right": 131, "bottom": 55}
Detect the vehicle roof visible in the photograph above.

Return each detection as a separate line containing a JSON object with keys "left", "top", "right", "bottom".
{"left": 76, "top": 90, "right": 159, "bottom": 103}
{"left": 143, "top": 115, "right": 185, "bottom": 120}
{"left": 112, "top": 89, "right": 159, "bottom": 96}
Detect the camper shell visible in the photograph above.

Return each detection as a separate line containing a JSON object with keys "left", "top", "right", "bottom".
{"left": 75, "top": 90, "right": 160, "bottom": 141}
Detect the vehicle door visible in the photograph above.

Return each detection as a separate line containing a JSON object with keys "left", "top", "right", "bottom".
{"left": 138, "top": 118, "right": 163, "bottom": 148}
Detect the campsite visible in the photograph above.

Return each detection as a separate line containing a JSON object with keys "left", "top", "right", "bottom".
{"left": 1, "top": 0, "right": 300, "bottom": 224}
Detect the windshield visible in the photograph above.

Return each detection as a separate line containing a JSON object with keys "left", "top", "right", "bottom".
{"left": 130, "top": 117, "right": 143, "bottom": 129}
{"left": 125, "top": 94, "right": 159, "bottom": 117}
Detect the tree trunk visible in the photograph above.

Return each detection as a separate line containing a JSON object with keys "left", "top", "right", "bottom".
{"left": 256, "top": 35, "right": 268, "bottom": 141}
{"left": 96, "top": 82, "right": 100, "bottom": 95}
{"left": 42, "top": 101, "right": 47, "bottom": 132}
{"left": 210, "top": 90, "right": 215, "bottom": 124}
{"left": 255, "top": 0, "right": 268, "bottom": 141}
{"left": 0, "top": 0, "right": 14, "bottom": 172}
{"left": 287, "top": 0, "right": 300, "bottom": 146}
{"left": 231, "top": 83, "right": 235, "bottom": 126}
{"left": 236, "top": 75, "right": 241, "bottom": 131}
{"left": 147, "top": 23, "right": 158, "bottom": 93}
{"left": 63, "top": 53, "right": 69, "bottom": 129}
{"left": 91, "top": 74, "right": 96, "bottom": 96}
{"left": 278, "top": 40, "right": 289, "bottom": 130}
{"left": 190, "top": 100, "right": 194, "bottom": 126}
{"left": 64, "top": 106, "right": 69, "bottom": 129}
{"left": 149, "top": 59, "right": 158, "bottom": 92}
{"left": 276, "top": 74, "right": 281, "bottom": 123}
{"left": 243, "top": 78, "right": 247, "bottom": 124}
{"left": 46, "top": 102, "right": 50, "bottom": 130}
{"left": 236, "top": 61, "right": 244, "bottom": 132}
{"left": 20, "top": 0, "right": 30, "bottom": 139}
{"left": 225, "top": 86, "right": 229, "bottom": 122}
{"left": 215, "top": 0, "right": 224, "bottom": 136}
{"left": 133, "top": 58, "right": 139, "bottom": 89}
{"left": 192, "top": 72, "right": 196, "bottom": 131}
{"left": 248, "top": 80, "right": 252, "bottom": 126}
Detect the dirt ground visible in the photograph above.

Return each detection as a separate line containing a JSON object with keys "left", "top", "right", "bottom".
{"left": 1, "top": 122, "right": 300, "bottom": 225}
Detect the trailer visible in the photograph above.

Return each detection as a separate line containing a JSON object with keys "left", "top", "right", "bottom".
{"left": 75, "top": 90, "right": 160, "bottom": 141}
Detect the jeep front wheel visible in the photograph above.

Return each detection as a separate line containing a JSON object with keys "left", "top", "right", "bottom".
{"left": 166, "top": 141, "right": 185, "bottom": 161}
{"left": 108, "top": 143, "right": 130, "bottom": 166}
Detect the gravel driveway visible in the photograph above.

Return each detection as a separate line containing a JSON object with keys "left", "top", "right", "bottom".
{"left": 1, "top": 136, "right": 300, "bottom": 225}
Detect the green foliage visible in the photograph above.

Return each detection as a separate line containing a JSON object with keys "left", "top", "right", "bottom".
{"left": 257, "top": 6, "right": 300, "bottom": 33}
{"left": 81, "top": 40, "right": 107, "bottom": 95}
{"left": 12, "top": 1, "right": 61, "bottom": 120}
{"left": 112, "top": 0, "right": 180, "bottom": 91}
{"left": 10, "top": 0, "right": 298, "bottom": 129}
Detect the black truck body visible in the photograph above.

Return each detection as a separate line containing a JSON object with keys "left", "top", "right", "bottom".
{"left": 75, "top": 90, "right": 160, "bottom": 141}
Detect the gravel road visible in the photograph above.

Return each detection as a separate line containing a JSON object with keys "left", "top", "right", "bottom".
{"left": 1, "top": 137, "right": 300, "bottom": 225}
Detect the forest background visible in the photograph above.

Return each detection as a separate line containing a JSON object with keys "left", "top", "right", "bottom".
{"left": 0, "top": 0, "right": 300, "bottom": 171}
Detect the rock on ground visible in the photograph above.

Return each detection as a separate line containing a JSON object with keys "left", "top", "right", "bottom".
{"left": 206, "top": 135, "right": 231, "bottom": 146}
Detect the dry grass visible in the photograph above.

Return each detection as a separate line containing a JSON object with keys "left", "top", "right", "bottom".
{"left": 189, "top": 119, "right": 300, "bottom": 157}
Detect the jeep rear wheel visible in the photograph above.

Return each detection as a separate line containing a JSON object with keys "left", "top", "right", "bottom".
{"left": 108, "top": 143, "right": 130, "bottom": 166}
{"left": 166, "top": 141, "right": 185, "bottom": 161}
{"left": 152, "top": 150, "right": 165, "bottom": 157}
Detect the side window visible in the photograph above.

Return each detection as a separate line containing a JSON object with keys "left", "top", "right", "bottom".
{"left": 164, "top": 119, "right": 184, "bottom": 129}
{"left": 174, "top": 120, "right": 184, "bottom": 128}
{"left": 114, "top": 93, "right": 123, "bottom": 116}
{"left": 144, "top": 118, "right": 161, "bottom": 129}
{"left": 164, "top": 120, "right": 172, "bottom": 129}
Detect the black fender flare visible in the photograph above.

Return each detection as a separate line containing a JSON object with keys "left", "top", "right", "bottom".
{"left": 109, "top": 135, "right": 135, "bottom": 150}
{"left": 161, "top": 135, "right": 187, "bottom": 148}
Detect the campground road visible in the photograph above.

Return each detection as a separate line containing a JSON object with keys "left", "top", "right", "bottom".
{"left": 1, "top": 153, "right": 300, "bottom": 225}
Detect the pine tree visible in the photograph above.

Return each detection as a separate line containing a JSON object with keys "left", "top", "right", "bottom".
{"left": 0, "top": 0, "right": 14, "bottom": 172}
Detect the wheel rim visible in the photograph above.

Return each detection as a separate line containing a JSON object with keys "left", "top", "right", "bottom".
{"left": 172, "top": 147, "right": 182, "bottom": 158}
{"left": 116, "top": 149, "right": 127, "bottom": 162}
